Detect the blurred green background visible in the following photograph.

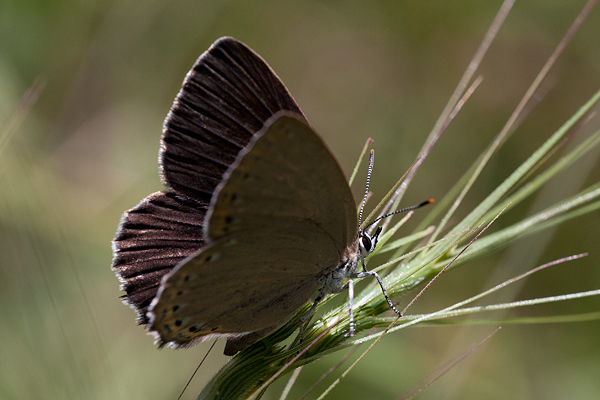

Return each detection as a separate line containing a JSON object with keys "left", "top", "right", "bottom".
{"left": 1, "top": 0, "right": 599, "bottom": 399}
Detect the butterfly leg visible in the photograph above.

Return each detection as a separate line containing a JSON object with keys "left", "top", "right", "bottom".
{"left": 323, "top": 280, "right": 356, "bottom": 336}
{"left": 297, "top": 296, "right": 323, "bottom": 346}
{"left": 362, "top": 258, "right": 369, "bottom": 273}
{"left": 301, "top": 295, "right": 322, "bottom": 323}
{"left": 347, "top": 279, "right": 355, "bottom": 336}
{"left": 320, "top": 279, "right": 356, "bottom": 336}
{"left": 352, "top": 270, "right": 402, "bottom": 317}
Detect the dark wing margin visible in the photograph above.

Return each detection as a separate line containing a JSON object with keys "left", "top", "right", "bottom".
{"left": 160, "top": 37, "right": 304, "bottom": 203}
{"left": 111, "top": 191, "right": 206, "bottom": 323}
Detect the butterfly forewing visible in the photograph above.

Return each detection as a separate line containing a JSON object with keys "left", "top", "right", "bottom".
{"left": 160, "top": 37, "right": 304, "bottom": 203}
{"left": 148, "top": 113, "right": 359, "bottom": 351}
{"left": 208, "top": 113, "right": 358, "bottom": 249}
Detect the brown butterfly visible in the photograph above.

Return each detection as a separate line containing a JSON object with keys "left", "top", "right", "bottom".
{"left": 112, "top": 37, "right": 408, "bottom": 355}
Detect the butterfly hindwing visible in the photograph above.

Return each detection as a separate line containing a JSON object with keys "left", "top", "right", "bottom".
{"left": 111, "top": 191, "right": 206, "bottom": 323}
{"left": 148, "top": 230, "right": 325, "bottom": 349}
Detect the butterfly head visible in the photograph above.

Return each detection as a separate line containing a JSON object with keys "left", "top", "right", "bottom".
{"left": 358, "top": 226, "right": 382, "bottom": 260}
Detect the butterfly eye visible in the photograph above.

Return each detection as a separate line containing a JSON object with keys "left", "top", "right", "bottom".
{"left": 359, "top": 226, "right": 383, "bottom": 258}
{"left": 363, "top": 235, "right": 372, "bottom": 252}
{"left": 359, "top": 231, "right": 373, "bottom": 257}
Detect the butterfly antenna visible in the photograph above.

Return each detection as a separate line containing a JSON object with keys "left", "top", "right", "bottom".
{"left": 364, "top": 199, "right": 434, "bottom": 231}
{"left": 358, "top": 150, "right": 375, "bottom": 228}
{"left": 177, "top": 339, "right": 218, "bottom": 400}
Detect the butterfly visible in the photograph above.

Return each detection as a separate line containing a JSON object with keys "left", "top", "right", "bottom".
{"left": 112, "top": 37, "right": 410, "bottom": 356}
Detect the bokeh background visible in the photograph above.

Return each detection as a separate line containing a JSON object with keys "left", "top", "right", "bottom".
{"left": 2, "top": 1, "right": 599, "bottom": 399}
